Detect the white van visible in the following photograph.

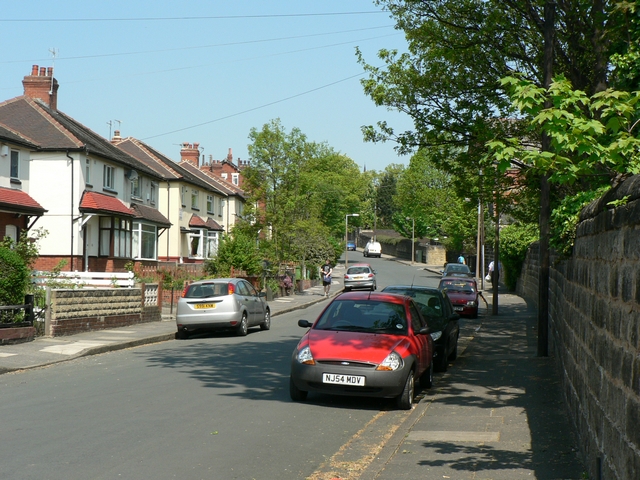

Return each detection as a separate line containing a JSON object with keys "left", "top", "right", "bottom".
{"left": 363, "top": 241, "right": 382, "bottom": 258}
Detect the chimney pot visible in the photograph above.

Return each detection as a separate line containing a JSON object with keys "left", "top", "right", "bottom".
{"left": 39, "top": 67, "right": 46, "bottom": 76}
{"left": 31, "top": 65, "right": 39, "bottom": 75}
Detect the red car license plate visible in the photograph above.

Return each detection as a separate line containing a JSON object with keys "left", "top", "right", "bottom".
{"left": 323, "top": 373, "right": 365, "bottom": 386}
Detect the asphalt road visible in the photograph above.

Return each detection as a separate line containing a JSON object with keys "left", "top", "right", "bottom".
{"left": 0, "top": 253, "right": 465, "bottom": 480}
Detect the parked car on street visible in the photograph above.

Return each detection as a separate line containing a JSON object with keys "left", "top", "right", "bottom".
{"left": 363, "top": 240, "right": 382, "bottom": 258}
{"left": 176, "top": 278, "right": 270, "bottom": 338}
{"left": 441, "top": 263, "right": 474, "bottom": 278}
{"left": 382, "top": 285, "right": 460, "bottom": 372}
{"left": 290, "top": 291, "right": 434, "bottom": 409}
{"left": 438, "top": 276, "right": 479, "bottom": 319}
{"left": 343, "top": 263, "right": 377, "bottom": 291}
{"left": 346, "top": 241, "right": 356, "bottom": 251}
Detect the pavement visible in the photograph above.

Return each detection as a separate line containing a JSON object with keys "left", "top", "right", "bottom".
{"left": 0, "top": 260, "right": 586, "bottom": 479}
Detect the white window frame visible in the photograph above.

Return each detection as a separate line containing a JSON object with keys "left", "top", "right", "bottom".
{"left": 130, "top": 175, "right": 140, "bottom": 199}
{"left": 4, "top": 225, "right": 18, "bottom": 243}
{"left": 103, "top": 165, "right": 115, "bottom": 190}
{"left": 10, "top": 150, "right": 19, "bottom": 178}
{"left": 191, "top": 189, "right": 199, "bottom": 210}
{"left": 188, "top": 229, "right": 205, "bottom": 258}
{"left": 221, "top": 173, "right": 228, "bottom": 181}
{"left": 181, "top": 186, "right": 187, "bottom": 207}
{"left": 99, "top": 216, "right": 132, "bottom": 258}
{"left": 132, "top": 222, "right": 157, "bottom": 260}
{"left": 85, "top": 158, "right": 91, "bottom": 184}
{"left": 150, "top": 183, "right": 157, "bottom": 205}
{"left": 206, "top": 195, "right": 214, "bottom": 214}
{"left": 232, "top": 173, "right": 239, "bottom": 186}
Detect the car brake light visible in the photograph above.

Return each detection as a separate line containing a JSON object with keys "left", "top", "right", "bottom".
{"left": 227, "top": 282, "right": 235, "bottom": 295}
{"left": 368, "top": 273, "right": 374, "bottom": 278}
{"left": 181, "top": 285, "right": 190, "bottom": 298}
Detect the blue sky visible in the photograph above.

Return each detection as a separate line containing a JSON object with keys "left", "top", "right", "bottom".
{"left": 1, "top": 1, "right": 413, "bottom": 172}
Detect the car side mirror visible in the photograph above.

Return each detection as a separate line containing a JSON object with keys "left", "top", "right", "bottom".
{"left": 259, "top": 291, "right": 267, "bottom": 298}
{"left": 298, "top": 319, "right": 313, "bottom": 328}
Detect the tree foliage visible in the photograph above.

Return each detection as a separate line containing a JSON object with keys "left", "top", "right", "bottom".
{"left": 499, "top": 223, "right": 540, "bottom": 291}
{"left": 204, "top": 230, "right": 263, "bottom": 277}
{"left": 242, "top": 119, "right": 367, "bottom": 268}
{"left": 0, "top": 246, "right": 29, "bottom": 309}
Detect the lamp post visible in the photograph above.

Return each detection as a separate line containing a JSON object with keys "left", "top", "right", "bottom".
{"left": 406, "top": 216, "right": 415, "bottom": 264}
{"left": 345, "top": 213, "right": 359, "bottom": 269}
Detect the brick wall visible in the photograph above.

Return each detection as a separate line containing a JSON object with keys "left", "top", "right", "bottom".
{"left": 517, "top": 175, "right": 640, "bottom": 479}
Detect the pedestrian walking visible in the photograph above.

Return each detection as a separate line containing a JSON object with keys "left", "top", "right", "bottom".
{"left": 458, "top": 254, "right": 466, "bottom": 264}
{"left": 321, "top": 260, "right": 333, "bottom": 297}
{"left": 488, "top": 260, "right": 500, "bottom": 285}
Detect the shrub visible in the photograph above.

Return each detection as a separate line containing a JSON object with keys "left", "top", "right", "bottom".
{"left": 499, "top": 223, "right": 539, "bottom": 291}
{"left": 0, "top": 245, "right": 30, "bottom": 315}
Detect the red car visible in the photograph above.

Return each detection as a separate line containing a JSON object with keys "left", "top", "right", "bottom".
{"left": 289, "top": 291, "right": 434, "bottom": 410}
{"left": 438, "top": 276, "right": 479, "bottom": 318}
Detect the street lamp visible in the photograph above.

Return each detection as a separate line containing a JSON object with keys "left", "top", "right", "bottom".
{"left": 406, "top": 217, "right": 415, "bottom": 264}
{"left": 345, "top": 213, "right": 359, "bottom": 269}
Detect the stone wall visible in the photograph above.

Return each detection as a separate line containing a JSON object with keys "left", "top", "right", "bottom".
{"left": 46, "top": 286, "right": 160, "bottom": 337}
{"left": 517, "top": 175, "right": 640, "bottom": 479}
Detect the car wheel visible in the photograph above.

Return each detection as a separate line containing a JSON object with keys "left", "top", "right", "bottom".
{"left": 344, "top": 287, "right": 351, "bottom": 292}
{"left": 448, "top": 335, "right": 459, "bottom": 360}
{"left": 260, "top": 309, "right": 271, "bottom": 330}
{"left": 290, "top": 376, "right": 308, "bottom": 402}
{"left": 435, "top": 348, "right": 449, "bottom": 372}
{"left": 371, "top": 282, "right": 377, "bottom": 291}
{"left": 397, "top": 372, "right": 415, "bottom": 410}
{"left": 236, "top": 313, "right": 248, "bottom": 336}
{"left": 420, "top": 361, "right": 434, "bottom": 389}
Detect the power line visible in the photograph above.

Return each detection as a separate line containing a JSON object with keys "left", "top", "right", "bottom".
{"left": 142, "top": 72, "right": 367, "bottom": 140}
{"left": 0, "top": 11, "right": 387, "bottom": 23}
{"left": 0, "top": 26, "right": 394, "bottom": 64}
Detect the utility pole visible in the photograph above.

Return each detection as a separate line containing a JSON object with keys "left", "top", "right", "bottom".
{"left": 538, "top": 2, "right": 555, "bottom": 357}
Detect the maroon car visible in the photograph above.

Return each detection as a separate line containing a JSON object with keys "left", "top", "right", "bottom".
{"left": 438, "top": 276, "right": 479, "bottom": 318}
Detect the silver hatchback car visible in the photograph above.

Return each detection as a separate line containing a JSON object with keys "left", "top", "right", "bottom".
{"left": 176, "top": 278, "right": 270, "bottom": 338}
{"left": 343, "top": 263, "right": 377, "bottom": 291}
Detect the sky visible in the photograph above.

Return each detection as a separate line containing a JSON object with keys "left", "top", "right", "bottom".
{"left": 1, "top": 1, "right": 414, "bottom": 172}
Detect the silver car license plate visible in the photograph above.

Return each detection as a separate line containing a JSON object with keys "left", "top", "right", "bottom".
{"left": 323, "top": 373, "right": 365, "bottom": 386}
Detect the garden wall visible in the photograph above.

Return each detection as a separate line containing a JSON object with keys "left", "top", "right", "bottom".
{"left": 517, "top": 175, "right": 640, "bottom": 479}
{"left": 45, "top": 284, "right": 161, "bottom": 337}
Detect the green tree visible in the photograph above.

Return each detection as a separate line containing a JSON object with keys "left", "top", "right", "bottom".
{"left": 393, "top": 150, "right": 476, "bottom": 251}
{"left": 243, "top": 119, "right": 368, "bottom": 265}
{"left": 204, "top": 230, "right": 263, "bottom": 277}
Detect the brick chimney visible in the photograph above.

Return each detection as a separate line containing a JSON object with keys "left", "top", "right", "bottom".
{"left": 22, "top": 65, "right": 59, "bottom": 111}
{"left": 180, "top": 142, "right": 200, "bottom": 166}
{"left": 111, "top": 130, "right": 122, "bottom": 144}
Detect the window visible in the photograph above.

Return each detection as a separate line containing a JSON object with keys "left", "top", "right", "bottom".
{"left": 207, "top": 195, "right": 214, "bottom": 214}
{"left": 232, "top": 173, "right": 239, "bottom": 186}
{"left": 150, "top": 183, "right": 157, "bottom": 205}
{"left": 191, "top": 189, "right": 199, "bottom": 210}
{"left": 221, "top": 173, "right": 228, "bottom": 181}
{"left": 10, "top": 150, "right": 19, "bottom": 178}
{"left": 206, "top": 230, "right": 218, "bottom": 257}
{"left": 218, "top": 198, "right": 224, "bottom": 217}
{"left": 103, "top": 165, "right": 115, "bottom": 190}
{"left": 188, "top": 229, "right": 218, "bottom": 258}
{"left": 132, "top": 222, "right": 157, "bottom": 260}
{"left": 188, "top": 229, "right": 204, "bottom": 258}
{"left": 85, "top": 158, "right": 91, "bottom": 184}
{"left": 181, "top": 186, "right": 187, "bottom": 207}
{"left": 99, "top": 216, "right": 132, "bottom": 257}
{"left": 4, "top": 225, "right": 18, "bottom": 243}
{"left": 130, "top": 175, "right": 140, "bottom": 198}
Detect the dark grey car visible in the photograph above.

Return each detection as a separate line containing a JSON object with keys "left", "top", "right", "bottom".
{"left": 381, "top": 285, "right": 460, "bottom": 372}
{"left": 176, "top": 278, "right": 270, "bottom": 338}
